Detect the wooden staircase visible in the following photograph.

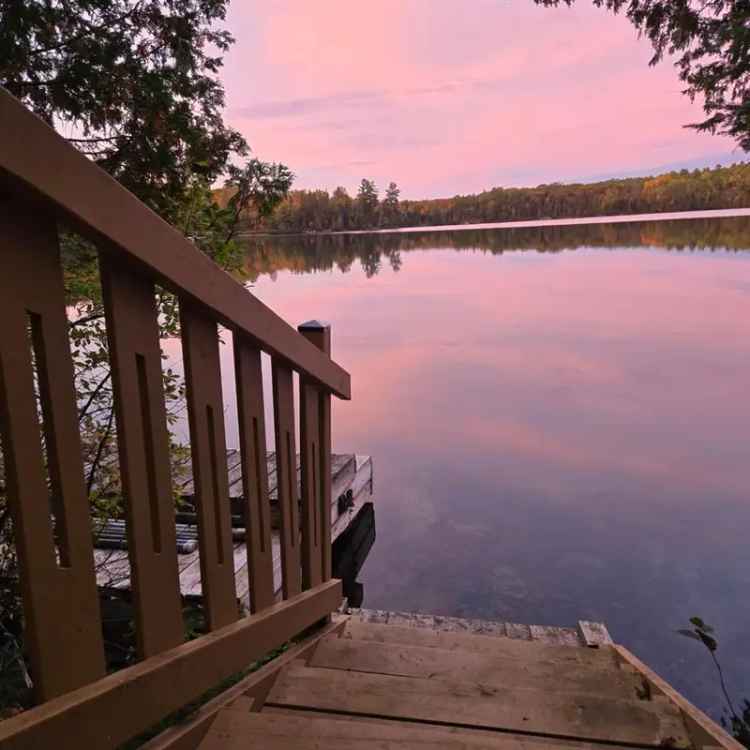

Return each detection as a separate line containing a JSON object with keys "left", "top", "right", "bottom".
{"left": 193, "top": 616, "right": 741, "bottom": 750}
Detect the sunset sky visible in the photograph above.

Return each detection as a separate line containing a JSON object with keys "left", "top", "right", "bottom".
{"left": 220, "top": 1, "right": 741, "bottom": 199}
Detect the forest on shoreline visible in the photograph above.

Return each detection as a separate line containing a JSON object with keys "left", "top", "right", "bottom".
{"left": 241, "top": 216, "right": 750, "bottom": 281}
{"left": 233, "top": 163, "right": 750, "bottom": 234}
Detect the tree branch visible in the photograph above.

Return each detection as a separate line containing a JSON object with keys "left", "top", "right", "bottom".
{"left": 86, "top": 406, "right": 116, "bottom": 496}
{"left": 78, "top": 370, "right": 112, "bottom": 423}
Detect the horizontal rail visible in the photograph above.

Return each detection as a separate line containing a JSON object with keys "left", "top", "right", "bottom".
{"left": 0, "top": 87, "right": 350, "bottom": 399}
{"left": 0, "top": 580, "right": 342, "bottom": 750}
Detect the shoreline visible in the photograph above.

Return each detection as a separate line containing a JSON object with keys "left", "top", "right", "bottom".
{"left": 239, "top": 206, "right": 750, "bottom": 240}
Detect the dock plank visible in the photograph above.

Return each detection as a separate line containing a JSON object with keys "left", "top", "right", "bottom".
{"left": 266, "top": 664, "right": 690, "bottom": 746}
{"left": 200, "top": 710, "right": 636, "bottom": 749}
{"left": 340, "top": 622, "right": 611, "bottom": 664}
{"left": 310, "top": 637, "right": 641, "bottom": 699}
{"left": 94, "top": 453, "right": 373, "bottom": 611}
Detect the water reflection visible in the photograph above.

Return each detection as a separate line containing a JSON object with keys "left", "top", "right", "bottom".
{"left": 242, "top": 216, "right": 750, "bottom": 281}
{"left": 332, "top": 503, "right": 376, "bottom": 609}
{"left": 234, "top": 216, "right": 750, "bottom": 720}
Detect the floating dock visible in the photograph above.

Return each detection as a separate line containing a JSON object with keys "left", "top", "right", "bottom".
{"left": 94, "top": 451, "right": 374, "bottom": 611}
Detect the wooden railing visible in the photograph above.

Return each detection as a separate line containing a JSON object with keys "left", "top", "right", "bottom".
{"left": 0, "top": 87, "right": 347, "bottom": 749}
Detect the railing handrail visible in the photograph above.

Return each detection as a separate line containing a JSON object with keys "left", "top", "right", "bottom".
{"left": 0, "top": 86, "right": 346, "bottom": 746}
{"left": 0, "top": 581, "right": 342, "bottom": 750}
{"left": 0, "top": 86, "right": 350, "bottom": 400}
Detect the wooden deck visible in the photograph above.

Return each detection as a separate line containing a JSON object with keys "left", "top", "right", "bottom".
{"left": 188, "top": 614, "right": 741, "bottom": 750}
{"left": 93, "top": 452, "right": 374, "bottom": 610}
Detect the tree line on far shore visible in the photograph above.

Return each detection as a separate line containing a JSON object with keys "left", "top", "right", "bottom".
{"left": 246, "top": 164, "right": 750, "bottom": 234}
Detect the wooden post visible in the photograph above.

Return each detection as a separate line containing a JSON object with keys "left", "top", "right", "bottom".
{"left": 233, "top": 333, "right": 275, "bottom": 612}
{"left": 0, "top": 199, "right": 105, "bottom": 700}
{"left": 100, "top": 256, "right": 184, "bottom": 657}
{"left": 271, "top": 360, "right": 301, "bottom": 598}
{"left": 180, "top": 301, "right": 238, "bottom": 630}
{"left": 298, "top": 321, "right": 333, "bottom": 583}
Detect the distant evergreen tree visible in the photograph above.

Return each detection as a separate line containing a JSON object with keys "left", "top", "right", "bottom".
{"left": 356, "top": 179, "right": 379, "bottom": 226}
{"left": 382, "top": 182, "right": 401, "bottom": 227}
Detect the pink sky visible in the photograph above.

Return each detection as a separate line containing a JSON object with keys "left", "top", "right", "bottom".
{"left": 220, "top": 1, "right": 741, "bottom": 199}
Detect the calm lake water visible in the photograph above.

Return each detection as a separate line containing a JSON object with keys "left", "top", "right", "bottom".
{"left": 217, "top": 215, "right": 750, "bottom": 720}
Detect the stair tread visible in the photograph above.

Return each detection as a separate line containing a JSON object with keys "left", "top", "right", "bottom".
{"left": 198, "top": 707, "right": 638, "bottom": 749}
{"left": 341, "top": 621, "right": 612, "bottom": 664}
{"left": 311, "top": 636, "right": 641, "bottom": 700}
{"left": 265, "top": 663, "right": 690, "bottom": 747}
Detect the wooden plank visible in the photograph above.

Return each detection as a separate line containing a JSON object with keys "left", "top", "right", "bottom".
{"left": 576, "top": 621, "right": 613, "bottom": 648}
{"left": 139, "top": 619, "right": 344, "bottom": 750}
{"left": 180, "top": 302, "right": 237, "bottom": 629}
{"left": 309, "top": 638, "right": 641, "bottom": 699}
{"left": 100, "top": 256, "right": 184, "bottom": 657}
{"left": 233, "top": 335, "right": 275, "bottom": 613}
{"left": 299, "top": 378, "right": 323, "bottom": 589}
{"left": 0, "top": 580, "right": 342, "bottom": 750}
{"left": 614, "top": 645, "right": 743, "bottom": 750}
{"left": 345, "top": 609, "right": 579, "bottom": 647}
{"left": 267, "top": 664, "right": 690, "bottom": 746}
{"left": 0, "top": 89, "right": 350, "bottom": 399}
{"left": 341, "top": 622, "right": 610, "bottom": 664}
{"left": 300, "top": 321, "right": 333, "bottom": 581}
{"left": 319, "top": 383, "right": 333, "bottom": 581}
{"left": 225, "top": 450, "right": 244, "bottom": 496}
{"left": 0, "top": 198, "right": 105, "bottom": 701}
{"left": 201, "top": 710, "right": 636, "bottom": 750}
{"left": 271, "top": 361, "right": 301, "bottom": 598}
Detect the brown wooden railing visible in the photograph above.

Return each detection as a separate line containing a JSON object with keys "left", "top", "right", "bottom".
{"left": 0, "top": 87, "right": 346, "bottom": 749}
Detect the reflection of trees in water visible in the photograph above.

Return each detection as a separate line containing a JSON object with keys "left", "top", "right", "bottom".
{"left": 241, "top": 217, "right": 750, "bottom": 281}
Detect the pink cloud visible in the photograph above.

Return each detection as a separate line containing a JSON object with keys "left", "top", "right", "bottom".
{"left": 220, "top": 1, "right": 738, "bottom": 197}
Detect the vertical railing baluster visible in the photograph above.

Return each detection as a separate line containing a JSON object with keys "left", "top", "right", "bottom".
{"left": 0, "top": 199, "right": 105, "bottom": 701}
{"left": 299, "top": 372, "right": 322, "bottom": 590}
{"left": 100, "top": 256, "right": 184, "bottom": 656}
{"left": 180, "top": 302, "right": 238, "bottom": 629}
{"left": 272, "top": 360, "right": 301, "bottom": 598}
{"left": 298, "top": 321, "right": 333, "bottom": 583}
{"left": 233, "top": 333, "right": 275, "bottom": 612}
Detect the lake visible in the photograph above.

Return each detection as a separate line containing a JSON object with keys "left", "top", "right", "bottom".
{"left": 217, "top": 214, "right": 750, "bottom": 720}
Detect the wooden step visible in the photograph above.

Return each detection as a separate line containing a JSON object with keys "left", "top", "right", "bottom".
{"left": 310, "top": 636, "right": 643, "bottom": 700}
{"left": 341, "top": 621, "right": 615, "bottom": 666}
{"left": 198, "top": 707, "right": 638, "bottom": 749}
{"left": 266, "top": 663, "right": 691, "bottom": 747}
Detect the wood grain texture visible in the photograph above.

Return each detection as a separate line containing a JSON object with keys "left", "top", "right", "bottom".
{"left": 199, "top": 710, "right": 639, "bottom": 750}
{"left": 180, "top": 302, "right": 237, "bottom": 629}
{"left": 310, "top": 637, "right": 641, "bottom": 699}
{"left": 0, "top": 88, "right": 350, "bottom": 398}
{"left": 100, "top": 255, "right": 184, "bottom": 656}
{"left": 266, "top": 664, "right": 690, "bottom": 746}
{"left": 233, "top": 335, "right": 275, "bottom": 613}
{"left": 299, "top": 379, "right": 323, "bottom": 589}
{"left": 0, "top": 198, "right": 105, "bottom": 701}
{"left": 341, "top": 622, "right": 606, "bottom": 663}
{"left": 576, "top": 621, "right": 613, "bottom": 648}
{"left": 140, "top": 619, "right": 344, "bottom": 750}
{"left": 0, "top": 581, "right": 342, "bottom": 750}
{"left": 299, "top": 322, "right": 333, "bottom": 580}
{"left": 271, "top": 361, "right": 301, "bottom": 598}
{"left": 614, "top": 644, "right": 743, "bottom": 750}
{"left": 345, "top": 610, "right": 581, "bottom": 647}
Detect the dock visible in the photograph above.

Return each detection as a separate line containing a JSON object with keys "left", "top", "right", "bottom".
{"left": 93, "top": 451, "right": 374, "bottom": 611}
